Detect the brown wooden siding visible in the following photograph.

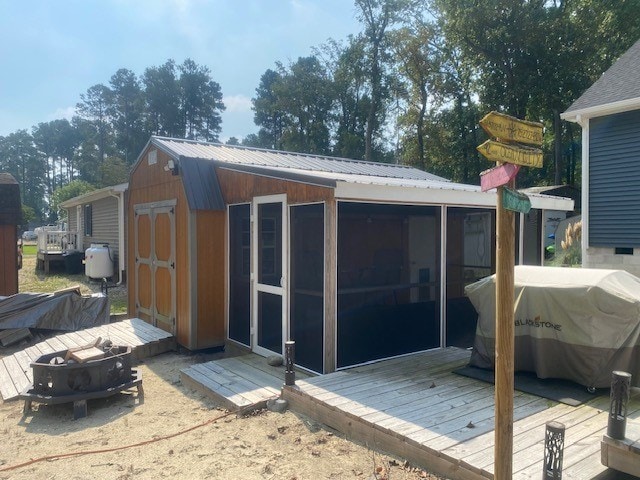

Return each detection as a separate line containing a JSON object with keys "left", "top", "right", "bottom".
{"left": 195, "top": 209, "right": 226, "bottom": 348}
{"left": 128, "top": 146, "right": 191, "bottom": 347}
{"left": 0, "top": 225, "right": 18, "bottom": 296}
{"left": 217, "top": 168, "right": 334, "bottom": 205}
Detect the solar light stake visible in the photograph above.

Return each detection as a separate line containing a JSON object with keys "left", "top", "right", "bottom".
{"left": 607, "top": 370, "right": 632, "bottom": 440}
{"left": 543, "top": 421, "right": 565, "bottom": 480}
{"left": 284, "top": 340, "right": 296, "bottom": 386}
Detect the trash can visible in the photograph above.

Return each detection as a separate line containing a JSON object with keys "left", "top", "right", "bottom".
{"left": 63, "top": 251, "right": 84, "bottom": 274}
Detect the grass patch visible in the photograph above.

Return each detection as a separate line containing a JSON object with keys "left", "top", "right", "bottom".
{"left": 22, "top": 243, "right": 37, "bottom": 256}
{"left": 19, "top": 256, "right": 127, "bottom": 314}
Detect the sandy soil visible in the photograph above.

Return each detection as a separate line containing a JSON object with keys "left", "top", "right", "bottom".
{"left": 0, "top": 347, "right": 449, "bottom": 480}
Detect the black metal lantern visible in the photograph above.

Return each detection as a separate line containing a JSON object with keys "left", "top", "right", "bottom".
{"left": 607, "top": 370, "right": 632, "bottom": 440}
{"left": 284, "top": 340, "right": 296, "bottom": 386}
{"left": 543, "top": 421, "right": 565, "bottom": 479}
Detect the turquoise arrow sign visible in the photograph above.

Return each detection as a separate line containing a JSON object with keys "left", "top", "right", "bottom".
{"left": 502, "top": 187, "right": 531, "bottom": 214}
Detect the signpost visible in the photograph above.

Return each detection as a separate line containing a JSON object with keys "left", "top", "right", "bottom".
{"left": 477, "top": 111, "right": 543, "bottom": 480}
{"left": 477, "top": 140, "right": 543, "bottom": 168}
{"left": 479, "top": 110, "right": 543, "bottom": 146}
{"left": 503, "top": 187, "right": 531, "bottom": 214}
{"left": 480, "top": 163, "right": 520, "bottom": 192}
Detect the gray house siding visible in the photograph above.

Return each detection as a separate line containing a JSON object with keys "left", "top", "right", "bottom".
{"left": 589, "top": 109, "right": 640, "bottom": 247}
{"left": 87, "top": 196, "right": 120, "bottom": 261}
{"left": 67, "top": 208, "right": 79, "bottom": 235}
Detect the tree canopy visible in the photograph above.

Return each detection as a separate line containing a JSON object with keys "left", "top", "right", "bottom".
{"left": 1, "top": 58, "right": 225, "bottom": 225}
{"left": 3, "top": 1, "right": 640, "bottom": 226}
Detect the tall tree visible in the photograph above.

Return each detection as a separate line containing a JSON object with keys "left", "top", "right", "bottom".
{"left": 178, "top": 59, "right": 225, "bottom": 141}
{"left": 71, "top": 116, "right": 102, "bottom": 185}
{"left": 434, "top": 0, "right": 640, "bottom": 186}
{"left": 355, "top": 0, "right": 413, "bottom": 161}
{"left": 76, "top": 83, "right": 113, "bottom": 177}
{"left": 278, "top": 56, "right": 335, "bottom": 154}
{"left": 253, "top": 58, "right": 335, "bottom": 155}
{"left": 252, "top": 68, "right": 286, "bottom": 149}
{"left": 33, "top": 119, "right": 80, "bottom": 196}
{"left": 143, "top": 60, "right": 182, "bottom": 137}
{"left": 391, "top": 20, "right": 442, "bottom": 170}
{"left": 108, "top": 68, "right": 147, "bottom": 164}
{"left": 0, "top": 130, "right": 47, "bottom": 220}
{"left": 322, "top": 37, "right": 370, "bottom": 159}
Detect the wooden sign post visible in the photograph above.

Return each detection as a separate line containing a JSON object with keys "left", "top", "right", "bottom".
{"left": 477, "top": 111, "right": 543, "bottom": 480}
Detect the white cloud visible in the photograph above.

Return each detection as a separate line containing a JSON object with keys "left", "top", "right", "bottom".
{"left": 223, "top": 94, "right": 252, "bottom": 113}
{"left": 48, "top": 106, "right": 75, "bottom": 122}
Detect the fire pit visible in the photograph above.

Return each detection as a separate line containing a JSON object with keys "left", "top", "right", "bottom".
{"left": 20, "top": 339, "right": 143, "bottom": 419}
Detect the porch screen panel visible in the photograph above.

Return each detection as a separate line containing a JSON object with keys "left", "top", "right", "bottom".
{"left": 445, "top": 208, "right": 495, "bottom": 347}
{"left": 337, "top": 203, "right": 441, "bottom": 368}
{"left": 229, "top": 204, "right": 251, "bottom": 346}
{"left": 258, "top": 291, "right": 282, "bottom": 354}
{"left": 258, "top": 203, "right": 282, "bottom": 287}
{"left": 290, "top": 203, "right": 324, "bottom": 373}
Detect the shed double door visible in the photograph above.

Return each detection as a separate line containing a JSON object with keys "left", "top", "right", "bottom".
{"left": 134, "top": 202, "right": 176, "bottom": 334}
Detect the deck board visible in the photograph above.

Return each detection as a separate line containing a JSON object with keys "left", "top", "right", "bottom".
{"left": 281, "top": 347, "right": 640, "bottom": 480}
{"left": 0, "top": 318, "right": 175, "bottom": 401}
{"left": 179, "top": 353, "right": 312, "bottom": 413}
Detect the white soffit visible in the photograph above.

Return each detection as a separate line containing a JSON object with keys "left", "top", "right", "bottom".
{"left": 335, "top": 181, "right": 574, "bottom": 211}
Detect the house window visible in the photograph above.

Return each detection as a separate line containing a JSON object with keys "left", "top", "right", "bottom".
{"left": 84, "top": 204, "right": 92, "bottom": 236}
{"left": 615, "top": 247, "right": 633, "bottom": 255}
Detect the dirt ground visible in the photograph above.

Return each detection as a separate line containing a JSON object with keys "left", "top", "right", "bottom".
{"left": 0, "top": 345, "right": 450, "bottom": 480}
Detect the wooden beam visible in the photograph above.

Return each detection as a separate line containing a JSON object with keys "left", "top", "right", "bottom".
{"left": 324, "top": 198, "right": 337, "bottom": 373}
{"left": 494, "top": 185, "right": 515, "bottom": 479}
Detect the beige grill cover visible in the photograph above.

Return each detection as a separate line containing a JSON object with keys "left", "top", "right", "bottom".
{"left": 465, "top": 266, "right": 640, "bottom": 388}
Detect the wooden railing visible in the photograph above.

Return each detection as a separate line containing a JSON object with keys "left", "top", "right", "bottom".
{"left": 37, "top": 230, "right": 80, "bottom": 253}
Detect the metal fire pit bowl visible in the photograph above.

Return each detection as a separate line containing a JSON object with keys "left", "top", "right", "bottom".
{"left": 20, "top": 345, "right": 143, "bottom": 420}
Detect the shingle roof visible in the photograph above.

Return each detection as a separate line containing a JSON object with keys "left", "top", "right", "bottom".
{"left": 151, "top": 136, "right": 450, "bottom": 183}
{"left": 564, "top": 39, "right": 640, "bottom": 115}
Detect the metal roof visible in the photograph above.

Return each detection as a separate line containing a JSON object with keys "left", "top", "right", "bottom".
{"left": 60, "top": 183, "right": 128, "bottom": 208}
{"left": 145, "top": 136, "right": 573, "bottom": 212}
{"left": 179, "top": 157, "right": 224, "bottom": 210}
{"left": 151, "top": 136, "right": 450, "bottom": 183}
{"left": 564, "top": 38, "right": 640, "bottom": 117}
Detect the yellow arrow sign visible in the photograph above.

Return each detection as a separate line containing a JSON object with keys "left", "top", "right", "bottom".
{"left": 477, "top": 140, "right": 543, "bottom": 168}
{"left": 479, "top": 111, "right": 543, "bottom": 146}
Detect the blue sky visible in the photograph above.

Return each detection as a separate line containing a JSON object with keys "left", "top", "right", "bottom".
{"left": 0, "top": 0, "right": 361, "bottom": 141}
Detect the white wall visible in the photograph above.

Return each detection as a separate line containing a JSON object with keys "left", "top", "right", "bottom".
{"left": 584, "top": 247, "right": 640, "bottom": 277}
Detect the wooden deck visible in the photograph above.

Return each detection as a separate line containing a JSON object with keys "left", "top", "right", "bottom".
{"left": 180, "top": 353, "right": 311, "bottom": 413}
{"left": 282, "top": 347, "right": 640, "bottom": 480}
{"left": 601, "top": 419, "right": 640, "bottom": 477}
{"left": 0, "top": 318, "right": 176, "bottom": 402}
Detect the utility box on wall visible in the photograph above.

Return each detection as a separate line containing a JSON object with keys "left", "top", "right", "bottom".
{"left": 0, "top": 173, "right": 22, "bottom": 296}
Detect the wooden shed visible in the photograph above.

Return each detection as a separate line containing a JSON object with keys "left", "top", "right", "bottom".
{"left": 129, "top": 137, "right": 573, "bottom": 369}
{"left": 0, "top": 173, "right": 22, "bottom": 296}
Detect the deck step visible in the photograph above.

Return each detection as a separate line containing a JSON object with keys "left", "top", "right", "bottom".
{"left": 180, "top": 356, "right": 286, "bottom": 413}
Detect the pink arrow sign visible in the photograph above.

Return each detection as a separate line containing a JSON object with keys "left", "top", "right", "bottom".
{"left": 480, "top": 163, "right": 520, "bottom": 192}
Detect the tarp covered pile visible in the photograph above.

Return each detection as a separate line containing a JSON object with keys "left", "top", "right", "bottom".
{"left": 466, "top": 266, "right": 640, "bottom": 388}
{"left": 0, "top": 290, "right": 109, "bottom": 331}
